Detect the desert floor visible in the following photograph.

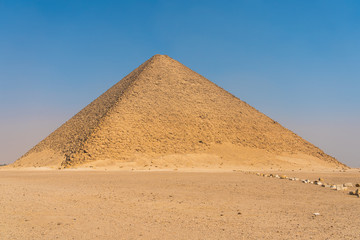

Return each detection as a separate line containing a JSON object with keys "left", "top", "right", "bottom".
{"left": 0, "top": 169, "right": 359, "bottom": 240}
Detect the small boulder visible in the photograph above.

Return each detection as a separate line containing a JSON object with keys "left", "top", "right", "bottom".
{"left": 355, "top": 183, "right": 360, "bottom": 187}
{"left": 343, "top": 183, "right": 353, "bottom": 187}
{"left": 314, "top": 181, "right": 322, "bottom": 186}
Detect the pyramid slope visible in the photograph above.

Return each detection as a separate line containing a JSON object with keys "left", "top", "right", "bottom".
{"left": 13, "top": 55, "right": 346, "bottom": 169}
{"left": 13, "top": 57, "right": 152, "bottom": 167}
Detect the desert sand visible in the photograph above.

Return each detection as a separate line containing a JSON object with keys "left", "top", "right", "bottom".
{"left": 1, "top": 168, "right": 359, "bottom": 239}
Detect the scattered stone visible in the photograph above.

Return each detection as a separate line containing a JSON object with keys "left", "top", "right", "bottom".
{"left": 318, "top": 178, "right": 324, "bottom": 182}
{"left": 355, "top": 183, "right": 360, "bottom": 187}
{"left": 336, "top": 185, "right": 343, "bottom": 191}
{"left": 294, "top": 178, "right": 300, "bottom": 181}
{"left": 322, "top": 184, "right": 331, "bottom": 188}
{"left": 313, "top": 213, "right": 320, "bottom": 216}
{"left": 355, "top": 189, "right": 360, "bottom": 198}
{"left": 336, "top": 185, "right": 348, "bottom": 191}
{"left": 343, "top": 183, "right": 353, "bottom": 187}
{"left": 280, "top": 175, "right": 287, "bottom": 179}
{"left": 275, "top": 175, "right": 280, "bottom": 178}
{"left": 314, "top": 181, "right": 322, "bottom": 186}
{"left": 330, "top": 185, "right": 336, "bottom": 190}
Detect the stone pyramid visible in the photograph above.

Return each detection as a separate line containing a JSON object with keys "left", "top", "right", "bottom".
{"left": 13, "top": 55, "right": 345, "bottom": 169}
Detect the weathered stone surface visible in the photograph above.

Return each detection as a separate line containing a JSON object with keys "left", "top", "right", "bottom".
{"left": 11, "top": 55, "right": 349, "bottom": 169}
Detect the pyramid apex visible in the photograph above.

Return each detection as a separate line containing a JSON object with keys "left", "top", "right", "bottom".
{"left": 145, "top": 54, "right": 177, "bottom": 67}
{"left": 152, "top": 54, "right": 169, "bottom": 57}
{"left": 150, "top": 54, "right": 171, "bottom": 60}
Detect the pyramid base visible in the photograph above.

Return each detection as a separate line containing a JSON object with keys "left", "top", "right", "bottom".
{"left": 10, "top": 143, "right": 343, "bottom": 171}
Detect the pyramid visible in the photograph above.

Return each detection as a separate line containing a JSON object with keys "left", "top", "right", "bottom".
{"left": 13, "top": 55, "right": 345, "bottom": 169}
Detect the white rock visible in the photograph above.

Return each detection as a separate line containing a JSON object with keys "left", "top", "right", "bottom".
{"left": 336, "top": 185, "right": 347, "bottom": 191}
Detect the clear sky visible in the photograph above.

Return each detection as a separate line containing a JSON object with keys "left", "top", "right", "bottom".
{"left": 1, "top": 0, "right": 359, "bottom": 167}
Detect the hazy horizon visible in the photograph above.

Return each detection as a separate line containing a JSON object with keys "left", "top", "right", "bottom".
{"left": 1, "top": 1, "right": 359, "bottom": 167}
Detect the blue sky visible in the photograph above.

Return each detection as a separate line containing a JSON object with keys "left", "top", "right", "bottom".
{"left": 1, "top": 0, "right": 359, "bottom": 166}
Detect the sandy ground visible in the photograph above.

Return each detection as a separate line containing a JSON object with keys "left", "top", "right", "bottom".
{"left": 0, "top": 169, "right": 359, "bottom": 240}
